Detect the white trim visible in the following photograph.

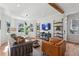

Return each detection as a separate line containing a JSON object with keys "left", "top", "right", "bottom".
{"left": 66, "top": 11, "right": 79, "bottom": 16}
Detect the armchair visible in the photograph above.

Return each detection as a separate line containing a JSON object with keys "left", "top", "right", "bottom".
{"left": 42, "top": 37, "right": 66, "bottom": 56}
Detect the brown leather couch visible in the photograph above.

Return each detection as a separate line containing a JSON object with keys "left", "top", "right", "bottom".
{"left": 10, "top": 41, "right": 33, "bottom": 56}
{"left": 42, "top": 37, "right": 66, "bottom": 56}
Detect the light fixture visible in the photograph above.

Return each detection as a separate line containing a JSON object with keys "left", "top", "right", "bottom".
{"left": 16, "top": 3, "right": 21, "bottom": 7}
{"left": 26, "top": 14, "right": 28, "bottom": 16}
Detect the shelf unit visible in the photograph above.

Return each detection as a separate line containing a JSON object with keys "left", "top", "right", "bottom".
{"left": 36, "top": 23, "right": 40, "bottom": 38}
{"left": 53, "top": 19, "right": 63, "bottom": 39}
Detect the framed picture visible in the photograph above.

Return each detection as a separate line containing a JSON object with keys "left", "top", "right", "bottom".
{"left": 7, "top": 22, "right": 11, "bottom": 33}
{"left": 30, "top": 24, "right": 33, "bottom": 32}
{"left": 70, "top": 20, "right": 79, "bottom": 34}
{"left": 18, "top": 23, "right": 24, "bottom": 32}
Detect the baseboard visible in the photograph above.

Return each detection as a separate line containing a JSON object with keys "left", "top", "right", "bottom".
{"left": 66, "top": 41, "right": 79, "bottom": 45}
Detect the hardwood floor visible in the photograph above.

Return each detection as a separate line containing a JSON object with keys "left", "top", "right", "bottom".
{"left": 33, "top": 39, "right": 43, "bottom": 56}
{"left": 0, "top": 43, "right": 8, "bottom": 56}
{"left": 65, "top": 42, "right": 79, "bottom": 56}
{"left": 0, "top": 40, "right": 79, "bottom": 56}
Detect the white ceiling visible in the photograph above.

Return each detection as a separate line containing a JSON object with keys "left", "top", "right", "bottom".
{"left": 57, "top": 3, "right": 79, "bottom": 15}
{"left": 0, "top": 3, "right": 79, "bottom": 20}
{"left": 0, "top": 3, "right": 60, "bottom": 20}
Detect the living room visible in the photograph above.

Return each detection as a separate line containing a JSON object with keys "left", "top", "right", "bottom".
{"left": 0, "top": 3, "right": 79, "bottom": 56}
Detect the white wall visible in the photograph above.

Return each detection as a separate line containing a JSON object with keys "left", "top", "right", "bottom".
{"left": 63, "top": 16, "right": 67, "bottom": 41}
{"left": 1, "top": 14, "right": 14, "bottom": 44}
{"left": 0, "top": 9, "right": 27, "bottom": 45}
{"left": 67, "top": 12, "right": 79, "bottom": 43}
{"left": 0, "top": 7, "right": 6, "bottom": 46}
{"left": 0, "top": 19, "right": 1, "bottom": 46}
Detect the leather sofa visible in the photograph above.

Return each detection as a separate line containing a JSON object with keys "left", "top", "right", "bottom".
{"left": 42, "top": 37, "right": 66, "bottom": 56}
{"left": 10, "top": 41, "right": 33, "bottom": 56}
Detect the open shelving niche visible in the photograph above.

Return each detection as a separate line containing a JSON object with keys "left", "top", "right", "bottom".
{"left": 36, "top": 23, "right": 40, "bottom": 38}
{"left": 53, "top": 19, "right": 63, "bottom": 39}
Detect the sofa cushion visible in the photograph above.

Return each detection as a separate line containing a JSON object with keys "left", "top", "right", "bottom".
{"left": 49, "top": 37, "right": 61, "bottom": 45}
{"left": 55, "top": 40, "right": 64, "bottom": 46}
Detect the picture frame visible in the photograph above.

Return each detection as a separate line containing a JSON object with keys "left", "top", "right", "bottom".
{"left": 70, "top": 19, "right": 79, "bottom": 34}
{"left": 7, "top": 22, "right": 10, "bottom": 33}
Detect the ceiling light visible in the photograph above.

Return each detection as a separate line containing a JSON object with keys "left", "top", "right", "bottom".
{"left": 26, "top": 14, "right": 28, "bottom": 16}
{"left": 17, "top": 4, "right": 20, "bottom": 7}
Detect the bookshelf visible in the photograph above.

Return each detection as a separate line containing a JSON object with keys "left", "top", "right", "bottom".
{"left": 53, "top": 19, "right": 63, "bottom": 39}
{"left": 36, "top": 23, "right": 40, "bottom": 38}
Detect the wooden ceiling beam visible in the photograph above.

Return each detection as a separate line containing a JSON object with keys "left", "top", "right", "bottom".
{"left": 48, "top": 3, "right": 64, "bottom": 14}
